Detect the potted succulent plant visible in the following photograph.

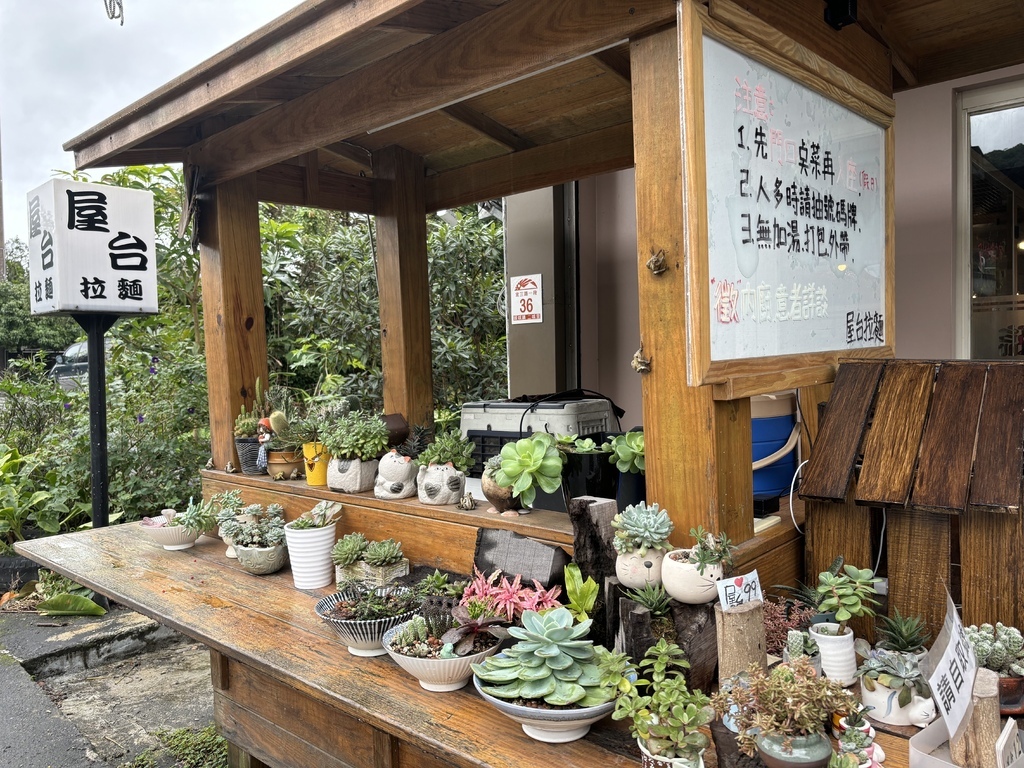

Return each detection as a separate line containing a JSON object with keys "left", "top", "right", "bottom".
{"left": 415, "top": 430, "right": 476, "bottom": 506}
{"left": 710, "top": 657, "right": 859, "bottom": 768}
{"left": 555, "top": 434, "right": 617, "bottom": 504}
{"left": 808, "top": 564, "right": 881, "bottom": 686}
{"left": 874, "top": 608, "right": 931, "bottom": 658}
{"left": 611, "top": 502, "right": 674, "bottom": 589}
{"left": 284, "top": 500, "right": 342, "bottom": 590}
{"left": 782, "top": 629, "right": 821, "bottom": 676}
{"left": 323, "top": 410, "right": 389, "bottom": 493}
{"left": 331, "top": 532, "right": 369, "bottom": 583}
{"left": 490, "top": 432, "right": 564, "bottom": 513}
{"left": 661, "top": 526, "right": 734, "bottom": 604}
{"left": 471, "top": 606, "right": 617, "bottom": 743}
{"left": 855, "top": 649, "right": 936, "bottom": 727}
{"left": 232, "top": 380, "right": 270, "bottom": 475}
{"left": 361, "top": 538, "right": 409, "bottom": 586}
{"left": 604, "top": 430, "right": 645, "bottom": 510}
{"left": 264, "top": 407, "right": 305, "bottom": 479}
{"left": 605, "top": 638, "right": 712, "bottom": 767}
{"left": 383, "top": 584, "right": 510, "bottom": 691}
{"left": 315, "top": 582, "right": 420, "bottom": 656}
{"left": 294, "top": 399, "right": 352, "bottom": 487}
{"left": 480, "top": 455, "right": 521, "bottom": 515}
{"left": 139, "top": 496, "right": 216, "bottom": 551}
{"left": 965, "top": 622, "right": 1024, "bottom": 715}
{"left": 218, "top": 503, "right": 288, "bottom": 575}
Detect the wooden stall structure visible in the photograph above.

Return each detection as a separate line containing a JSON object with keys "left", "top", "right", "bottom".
{"left": 800, "top": 359, "right": 1024, "bottom": 642}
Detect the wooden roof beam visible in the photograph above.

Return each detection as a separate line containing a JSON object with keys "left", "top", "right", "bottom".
{"left": 425, "top": 121, "right": 633, "bottom": 212}
{"left": 857, "top": 0, "right": 919, "bottom": 87}
{"left": 591, "top": 47, "right": 631, "bottom": 85}
{"left": 66, "top": 0, "right": 431, "bottom": 169}
{"left": 185, "top": 0, "right": 677, "bottom": 189}
{"left": 322, "top": 141, "right": 375, "bottom": 173}
{"left": 256, "top": 163, "right": 375, "bottom": 214}
{"left": 915, "top": 30, "right": 1024, "bottom": 87}
{"left": 380, "top": 0, "right": 509, "bottom": 34}
{"left": 442, "top": 103, "right": 535, "bottom": 151}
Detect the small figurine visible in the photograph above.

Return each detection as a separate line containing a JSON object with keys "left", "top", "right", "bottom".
{"left": 205, "top": 457, "right": 215, "bottom": 469}
{"left": 288, "top": 468, "right": 301, "bottom": 480}
{"left": 225, "top": 461, "right": 238, "bottom": 473}
{"left": 273, "top": 471, "right": 285, "bottom": 481}
{"left": 457, "top": 493, "right": 477, "bottom": 511}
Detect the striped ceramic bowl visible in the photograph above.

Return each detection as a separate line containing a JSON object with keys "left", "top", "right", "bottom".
{"left": 314, "top": 586, "right": 417, "bottom": 657}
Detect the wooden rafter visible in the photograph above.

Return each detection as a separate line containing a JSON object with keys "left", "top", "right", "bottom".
{"left": 256, "top": 163, "right": 375, "bottom": 214}
{"left": 185, "top": 0, "right": 677, "bottom": 188}
{"left": 591, "top": 47, "right": 631, "bottom": 85}
{"left": 67, "top": 0, "right": 430, "bottom": 169}
{"left": 441, "top": 103, "right": 535, "bottom": 151}
{"left": 322, "top": 141, "right": 374, "bottom": 173}
{"left": 381, "top": 0, "right": 508, "bottom": 34}
{"left": 857, "top": 0, "right": 919, "bottom": 86}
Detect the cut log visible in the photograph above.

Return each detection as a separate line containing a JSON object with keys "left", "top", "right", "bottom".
{"left": 949, "top": 668, "right": 1001, "bottom": 768}
{"left": 716, "top": 601, "right": 767, "bottom": 685}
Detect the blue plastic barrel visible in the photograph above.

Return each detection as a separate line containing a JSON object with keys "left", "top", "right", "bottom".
{"left": 751, "top": 394, "right": 798, "bottom": 499}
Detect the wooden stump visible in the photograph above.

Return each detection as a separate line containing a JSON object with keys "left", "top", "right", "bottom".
{"left": 711, "top": 719, "right": 765, "bottom": 768}
{"left": 950, "top": 668, "right": 1001, "bottom": 768}
{"left": 567, "top": 496, "right": 618, "bottom": 583}
{"left": 715, "top": 601, "right": 767, "bottom": 685}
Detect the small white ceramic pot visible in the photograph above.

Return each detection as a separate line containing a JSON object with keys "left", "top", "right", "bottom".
{"left": 615, "top": 549, "right": 666, "bottom": 589}
{"left": 859, "top": 679, "right": 937, "bottom": 727}
{"left": 809, "top": 623, "right": 857, "bottom": 686}
{"left": 284, "top": 520, "right": 337, "bottom": 590}
{"left": 661, "top": 549, "right": 723, "bottom": 604}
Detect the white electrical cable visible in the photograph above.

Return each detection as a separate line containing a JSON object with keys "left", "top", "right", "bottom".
{"left": 789, "top": 459, "right": 809, "bottom": 534}
{"left": 874, "top": 508, "right": 887, "bottom": 576}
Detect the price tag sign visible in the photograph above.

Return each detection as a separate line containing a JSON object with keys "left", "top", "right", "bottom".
{"left": 926, "top": 592, "right": 978, "bottom": 743}
{"left": 510, "top": 273, "right": 543, "bottom": 324}
{"left": 997, "top": 718, "right": 1024, "bottom": 768}
{"left": 717, "top": 569, "right": 763, "bottom": 610}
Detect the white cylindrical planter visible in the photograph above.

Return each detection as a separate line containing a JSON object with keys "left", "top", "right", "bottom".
{"left": 661, "top": 549, "right": 723, "bottom": 604}
{"left": 809, "top": 623, "right": 857, "bottom": 686}
{"left": 615, "top": 549, "right": 666, "bottom": 589}
{"left": 284, "top": 521, "right": 337, "bottom": 589}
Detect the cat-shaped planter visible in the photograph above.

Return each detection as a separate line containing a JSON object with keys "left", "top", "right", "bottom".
{"left": 417, "top": 463, "right": 465, "bottom": 506}
{"left": 327, "top": 456, "right": 378, "bottom": 494}
{"left": 374, "top": 450, "right": 417, "bottom": 500}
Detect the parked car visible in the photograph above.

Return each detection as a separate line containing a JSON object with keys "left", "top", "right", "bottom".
{"left": 48, "top": 339, "right": 112, "bottom": 388}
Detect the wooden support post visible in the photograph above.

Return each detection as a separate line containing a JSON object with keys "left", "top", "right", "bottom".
{"left": 373, "top": 145, "right": 433, "bottom": 428}
{"left": 716, "top": 601, "right": 767, "bottom": 685}
{"left": 949, "top": 668, "right": 1001, "bottom": 768}
{"left": 199, "top": 175, "right": 267, "bottom": 470}
{"left": 631, "top": 17, "right": 752, "bottom": 545}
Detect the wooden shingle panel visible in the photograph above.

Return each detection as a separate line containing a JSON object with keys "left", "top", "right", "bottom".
{"left": 799, "top": 361, "right": 885, "bottom": 502}
{"left": 968, "top": 363, "right": 1024, "bottom": 515}
{"left": 855, "top": 362, "right": 935, "bottom": 507}
{"left": 911, "top": 363, "right": 987, "bottom": 513}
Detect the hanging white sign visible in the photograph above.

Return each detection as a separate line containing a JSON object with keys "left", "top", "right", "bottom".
{"left": 926, "top": 592, "right": 978, "bottom": 743}
{"left": 510, "top": 273, "right": 543, "bottom": 325}
{"left": 27, "top": 179, "right": 158, "bottom": 315}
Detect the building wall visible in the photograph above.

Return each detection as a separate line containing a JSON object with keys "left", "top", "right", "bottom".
{"left": 894, "top": 64, "right": 1024, "bottom": 358}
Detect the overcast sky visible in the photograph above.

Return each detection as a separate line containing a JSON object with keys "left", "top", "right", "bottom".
{"left": 0, "top": 0, "right": 304, "bottom": 245}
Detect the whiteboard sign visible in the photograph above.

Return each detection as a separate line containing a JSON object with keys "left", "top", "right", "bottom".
{"left": 27, "top": 179, "right": 158, "bottom": 315}
{"left": 702, "top": 36, "right": 885, "bottom": 362}
{"left": 510, "top": 273, "right": 542, "bottom": 325}
{"left": 716, "top": 568, "right": 762, "bottom": 610}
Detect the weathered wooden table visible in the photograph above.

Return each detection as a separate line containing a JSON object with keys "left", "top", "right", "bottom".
{"left": 17, "top": 524, "right": 638, "bottom": 768}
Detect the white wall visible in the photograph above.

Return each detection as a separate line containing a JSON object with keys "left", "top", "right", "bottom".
{"left": 895, "top": 64, "right": 1024, "bottom": 358}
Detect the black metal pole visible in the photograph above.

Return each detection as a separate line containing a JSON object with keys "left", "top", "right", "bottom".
{"left": 72, "top": 313, "right": 117, "bottom": 529}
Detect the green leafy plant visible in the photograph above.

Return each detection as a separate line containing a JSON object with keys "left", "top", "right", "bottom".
{"left": 233, "top": 378, "right": 269, "bottom": 438}
{"left": 363, "top": 538, "right": 404, "bottom": 567}
{"left": 492, "top": 432, "right": 564, "bottom": 508}
{"left": 169, "top": 496, "right": 218, "bottom": 536}
{"left": 218, "top": 503, "right": 285, "bottom": 549}
{"left": 0, "top": 443, "right": 55, "bottom": 547}
{"left": 288, "top": 500, "right": 342, "bottom": 529}
{"left": 773, "top": 555, "right": 844, "bottom": 613}
{"left": 563, "top": 563, "right": 599, "bottom": 623}
{"left": 856, "top": 649, "right": 931, "bottom": 707}
{"left": 815, "top": 564, "right": 882, "bottom": 634}
{"left": 331, "top": 532, "right": 369, "bottom": 566}
{"left": 416, "top": 569, "right": 467, "bottom": 598}
{"left": 785, "top": 629, "right": 819, "bottom": 660}
{"left": 966, "top": 622, "right": 1024, "bottom": 677}
{"left": 471, "top": 606, "right": 613, "bottom": 707}
{"left": 321, "top": 410, "right": 389, "bottom": 461}
{"left": 326, "top": 584, "right": 420, "bottom": 621}
{"left": 876, "top": 608, "right": 931, "bottom": 654}
{"left": 625, "top": 582, "right": 673, "bottom": 617}
{"left": 554, "top": 434, "right": 608, "bottom": 455}
{"left": 604, "top": 431, "right": 645, "bottom": 474}
{"left": 611, "top": 502, "right": 674, "bottom": 556}
{"left": 681, "top": 525, "right": 734, "bottom": 575}
{"left": 829, "top": 752, "right": 861, "bottom": 768}
{"left": 415, "top": 429, "right": 476, "bottom": 473}
{"left": 711, "top": 657, "right": 859, "bottom": 756}
{"left": 606, "top": 638, "right": 712, "bottom": 762}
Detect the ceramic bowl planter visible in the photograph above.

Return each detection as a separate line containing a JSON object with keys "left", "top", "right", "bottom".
{"left": 809, "top": 623, "right": 857, "bottom": 686}
{"left": 284, "top": 520, "right": 337, "bottom": 590}
{"left": 383, "top": 622, "right": 501, "bottom": 691}
{"left": 234, "top": 543, "right": 288, "bottom": 575}
{"left": 417, "top": 463, "right": 466, "bottom": 506}
{"left": 615, "top": 548, "right": 666, "bottom": 589}
{"left": 302, "top": 442, "right": 330, "bottom": 487}
{"left": 858, "top": 679, "right": 936, "bottom": 727}
{"left": 639, "top": 739, "right": 704, "bottom": 768}
{"left": 327, "top": 456, "right": 379, "bottom": 494}
{"left": 755, "top": 731, "right": 832, "bottom": 768}
{"left": 139, "top": 514, "right": 200, "bottom": 551}
{"left": 661, "top": 549, "right": 722, "bottom": 604}
{"left": 315, "top": 587, "right": 417, "bottom": 657}
{"left": 472, "top": 675, "right": 614, "bottom": 742}
{"left": 266, "top": 449, "right": 303, "bottom": 478}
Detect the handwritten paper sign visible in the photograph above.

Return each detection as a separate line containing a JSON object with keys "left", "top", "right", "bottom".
{"left": 702, "top": 36, "right": 885, "bottom": 362}
{"left": 27, "top": 179, "right": 158, "bottom": 315}
{"left": 510, "top": 274, "right": 542, "bottom": 325}
{"left": 926, "top": 592, "right": 978, "bottom": 743}
{"left": 997, "top": 718, "right": 1024, "bottom": 768}
{"left": 717, "top": 569, "right": 763, "bottom": 610}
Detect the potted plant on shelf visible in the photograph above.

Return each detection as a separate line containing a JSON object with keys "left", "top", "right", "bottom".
{"left": 808, "top": 564, "right": 881, "bottom": 686}
{"left": 782, "top": 629, "right": 821, "bottom": 676}
{"left": 661, "top": 526, "right": 734, "bottom": 604}
{"left": 232, "top": 379, "right": 270, "bottom": 475}
{"left": 555, "top": 433, "right": 616, "bottom": 506}
{"left": 264, "top": 408, "right": 305, "bottom": 479}
{"left": 218, "top": 503, "right": 288, "bottom": 575}
{"left": 293, "top": 399, "right": 351, "bottom": 487}
{"left": 415, "top": 430, "right": 476, "bottom": 506}
{"left": 710, "top": 657, "right": 859, "bottom": 768}
{"left": 489, "top": 432, "right": 565, "bottom": 513}
{"left": 471, "top": 606, "right": 617, "bottom": 743}
{"left": 611, "top": 502, "right": 674, "bottom": 589}
{"left": 874, "top": 608, "right": 931, "bottom": 658}
{"left": 855, "top": 649, "right": 936, "bottom": 727}
{"left": 315, "top": 582, "right": 420, "bottom": 656}
{"left": 361, "top": 538, "right": 409, "bottom": 586}
{"left": 140, "top": 496, "right": 215, "bottom": 551}
{"left": 323, "top": 410, "right": 389, "bottom": 493}
{"left": 374, "top": 449, "right": 418, "bottom": 500}
{"left": 604, "top": 430, "right": 645, "bottom": 510}
{"left": 480, "top": 455, "right": 521, "bottom": 515}
{"left": 965, "top": 622, "right": 1024, "bottom": 715}
{"left": 605, "top": 638, "right": 713, "bottom": 767}
{"left": 625, "top": 582, "right": 676, "bottom": 642}
{"left": 284, "top": 500, "right": 342, "bottom": 590}
{"left": 331, "top": 532, "right": 369, "bottom": 583}
{"left": 383, "top": 581, "right": 511, "bottom": 691}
